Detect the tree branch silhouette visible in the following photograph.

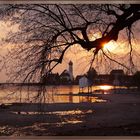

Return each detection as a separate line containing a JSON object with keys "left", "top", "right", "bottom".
{"left": 0, "top": 4, "right": 139, "bottom": 103}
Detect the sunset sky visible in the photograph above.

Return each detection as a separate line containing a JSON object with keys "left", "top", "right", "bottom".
{"left": 0, "top": 21, "right": 140, "bottom": 82}
{"left": 0, "top": 8, "right": 140, "bottom": 82}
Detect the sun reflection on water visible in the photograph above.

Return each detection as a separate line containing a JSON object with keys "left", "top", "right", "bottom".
{"left": 99, "top": 85, "right": 113, "bottom": 91}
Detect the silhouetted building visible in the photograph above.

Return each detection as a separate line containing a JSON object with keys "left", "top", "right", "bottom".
{"left": 45, "top": 73, "right": 60, "bottom": 85}
{"left": 87, "top": 68, "right": 97, "bottom": 85}
{"left": 110, "top": 69, "right": 124, "bottom": 76}
{"left": 59, "top": 61, "right": 74, "bottom": 84}
{"left": 69, "top": 61, "right": 74, "bottom": 81}
{"left": 79, "top": 75, "right": 88, "bottom": 88}
{"left": 60, "top": 70, "right": 71, "bottom": 84}
{"left": 95, "top": 74, "right": 111, "bottom": 85}
{"left": 123, "top": 75, "right": 133, "bottom": 86}
{"left": 131, "top": 71, "right": 140, "bottom": 89}
{"left": 75, "top": 75, "right": 83, "bottom": 84}
{"left": 74, "top": 69, "right": 135, "bottom": 86}
{"left": 110, "top": 69, "right": 125, "bottom": 86}
{"left": 78, "top": 75, "right": 93, "bottom": 93}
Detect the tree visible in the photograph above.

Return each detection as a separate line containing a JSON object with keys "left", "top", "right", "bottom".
{"left": 87, "top": 68, "right": 97, "bottom": 84}
{"left": 0, "top": 4, "right": 140, "bottom": 102}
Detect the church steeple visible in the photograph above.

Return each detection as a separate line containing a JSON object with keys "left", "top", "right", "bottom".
{"left": 69, "top": 61, "right": 73, "bottom": 81}
{"left": 69, "top": 61, "right": 73, "bottom": 65}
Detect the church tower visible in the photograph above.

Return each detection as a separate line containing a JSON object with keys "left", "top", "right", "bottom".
{"left": 69, "top": 61, "right": 73, "bottom": 81}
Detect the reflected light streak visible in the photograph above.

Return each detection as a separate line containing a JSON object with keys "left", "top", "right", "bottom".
{"left": 99, "top": 85, "right": 113, "bottom": 91}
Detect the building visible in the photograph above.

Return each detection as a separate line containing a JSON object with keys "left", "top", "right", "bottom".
{"left": 79, "top": 75, "right": 89, "bottom": 93}
{"left": 110, "top": 69, "right": 124, "bottom": 77}
{"left": 95, "top": 74, "right": 111, "bottom": 85}
{"left": 75, "top": 75, "right": 83, "bottom": 84}
{"left": 45, "top": 73, "right": 60, "bottom": 85}
{"left": 79, "top": 75, "right": 88, "bottom": 88}
{"left": 110, "top": 69, "right": 125, "bottom": 86}
{"left": 60, "top": 70, "right": 71, "bottom": 84}
{"left": 75, "top": 69, "right": 134, "bottom": 86}
{"left": 59, "top": 61, "right": 74, "bottom": 84}
{"left": 69, "top": 61, "right": 74, "bottom": 81}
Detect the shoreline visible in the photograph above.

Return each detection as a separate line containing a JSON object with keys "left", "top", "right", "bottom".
{"left": 1, "top": 92, "right": 140, "bottom": 136}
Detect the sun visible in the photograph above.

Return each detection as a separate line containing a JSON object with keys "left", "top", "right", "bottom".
{"left": 103, "top": 40, "right": 118, "bottom": 52}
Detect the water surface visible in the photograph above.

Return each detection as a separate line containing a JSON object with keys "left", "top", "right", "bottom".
{"left": 0, "top": 85, "right": 120, "bottom": 103}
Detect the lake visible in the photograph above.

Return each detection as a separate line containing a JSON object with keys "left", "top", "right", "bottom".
{"left": 0, "top": 85, "right": 133, "bottom": 104}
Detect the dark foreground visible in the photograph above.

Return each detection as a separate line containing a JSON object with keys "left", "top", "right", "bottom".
{"left": 1, "top": 93, "right": 140, "bottom": 136}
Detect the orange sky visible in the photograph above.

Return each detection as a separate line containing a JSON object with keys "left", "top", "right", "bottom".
{"left": 0, "top": 21, "right": 140, "bottom": 82}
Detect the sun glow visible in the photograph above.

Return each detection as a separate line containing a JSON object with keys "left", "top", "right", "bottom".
{"left": 103, "top": 40, "right": 118, "bottom": 52}
{"left": 99, "top": 85, "right": 113, "bottom": 91}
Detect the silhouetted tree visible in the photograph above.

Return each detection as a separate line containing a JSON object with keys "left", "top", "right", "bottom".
{"left": 87, "top": 68, "right": 97, "bottom": 85}
{"left": 0, "top": 4, "right": 140, "bottom": 102}
{"left": 0, "top": 4, "right": 139, "bottom": 83}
